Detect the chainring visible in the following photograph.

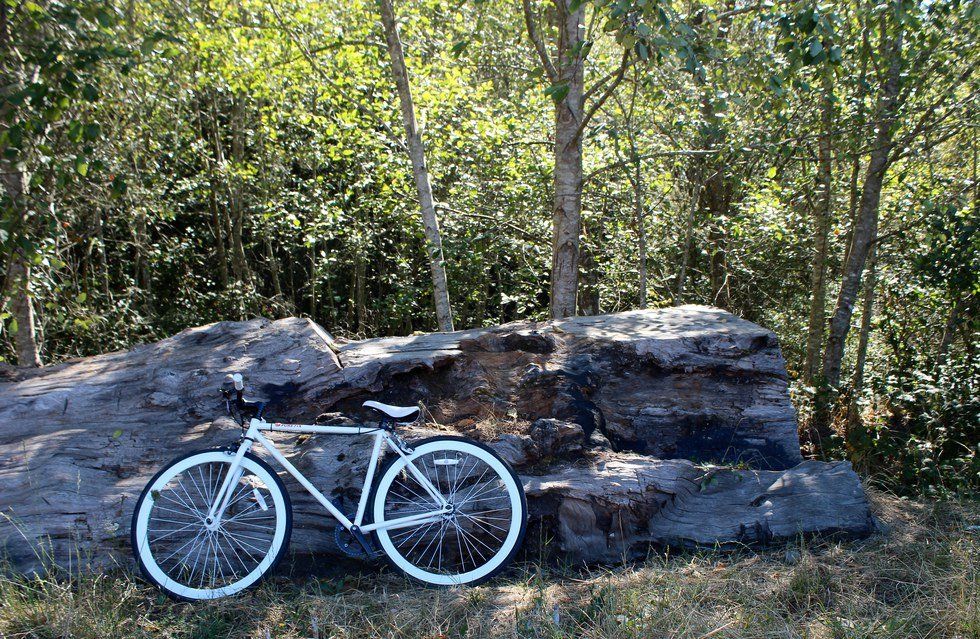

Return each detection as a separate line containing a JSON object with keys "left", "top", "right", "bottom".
{"left": 334, "top": 517, "right": 370, "bottom": 558}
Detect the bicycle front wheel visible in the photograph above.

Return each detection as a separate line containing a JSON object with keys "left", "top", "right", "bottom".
{"left": 371, "top": 436, "right": 527, "bottom": 586}
{"left": 131, "top": 449, "right": 292, "bottom": 601}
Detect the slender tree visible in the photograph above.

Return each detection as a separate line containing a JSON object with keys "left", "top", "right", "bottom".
{"left": 522, "top": 0, "right": 631, "bottom": 318}
{"left": 378, "top": 0, "right": 454, "bottom": 331}
{"left": 804, "top": 70, "right": 836, "bottom": 384}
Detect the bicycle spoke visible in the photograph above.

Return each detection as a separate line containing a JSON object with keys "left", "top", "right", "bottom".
{"left": 141, "top": 457, "right": 282, "bottom": 595}
{"left": 379, "top": 445, "right": 521, "bottom": 579}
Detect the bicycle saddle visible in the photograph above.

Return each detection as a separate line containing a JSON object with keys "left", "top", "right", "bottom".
{"left": 363, "top": 400, "right": 420, "bottom": 424}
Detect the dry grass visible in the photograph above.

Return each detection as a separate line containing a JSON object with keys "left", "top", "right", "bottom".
{"left": 1, "top": 490, "right": 976, "bottom": 639}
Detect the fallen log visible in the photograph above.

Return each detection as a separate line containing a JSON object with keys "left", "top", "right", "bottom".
{"left": 0, "top": 306, "right": 873, "bottom": 573}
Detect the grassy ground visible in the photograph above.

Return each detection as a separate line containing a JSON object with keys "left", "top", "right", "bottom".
{"left": 1, "top": 490, "right": 976, "bottom": 639}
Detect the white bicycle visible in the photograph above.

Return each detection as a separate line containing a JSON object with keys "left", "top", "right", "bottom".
{"left": 130, "top": 373, "right": 527, "bottom": 600}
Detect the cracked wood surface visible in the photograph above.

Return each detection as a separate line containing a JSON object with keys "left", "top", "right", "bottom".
{"left": 0, "top": 306, "right": 871, "bottom": 573}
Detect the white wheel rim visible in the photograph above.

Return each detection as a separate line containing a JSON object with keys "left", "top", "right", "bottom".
{"left": 373, "top": 440, "right": 524, "bottom": 585}
{"left": 133, "top": 451, "right": 287, "bottom": 600}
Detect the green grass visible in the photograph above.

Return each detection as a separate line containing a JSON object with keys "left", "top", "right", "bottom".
{"left": 1, "top": 491, "right": 976, "bottom": 639}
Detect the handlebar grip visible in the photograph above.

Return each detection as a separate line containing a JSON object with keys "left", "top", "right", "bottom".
{"left": 231, "top": 373, "right": 244, "bottom": 391}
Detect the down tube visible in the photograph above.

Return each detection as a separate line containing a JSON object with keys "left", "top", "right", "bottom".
{"left": 251, "top": 430, "right": 353, "bottom": 529}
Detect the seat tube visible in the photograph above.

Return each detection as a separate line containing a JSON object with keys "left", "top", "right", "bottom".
{"left": 354, "top": 431, "right": 387, "bottom": 526}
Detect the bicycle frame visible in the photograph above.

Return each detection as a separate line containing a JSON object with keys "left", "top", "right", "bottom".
{"left": 204, "top": 417, "right": 451, "bottom": 535}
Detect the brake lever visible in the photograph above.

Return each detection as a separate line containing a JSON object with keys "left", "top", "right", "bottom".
{"left": 220, "top": 389, "right": 232, "bottom": 415}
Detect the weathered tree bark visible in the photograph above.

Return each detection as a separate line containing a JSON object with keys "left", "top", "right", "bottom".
{"left": 804, "top": 72, "right": 835, "bottom": 386}
{"left": 527, "top": 457, "right": 871, "bottom": 560}
{"left": 817, "top": 27, "right": 903, "bottom": 435}
{"left": 0, "top": 306, "right": 873, "bottom": 574}
{"left": 377, "top": 0, "right": 454, "bottom": 332}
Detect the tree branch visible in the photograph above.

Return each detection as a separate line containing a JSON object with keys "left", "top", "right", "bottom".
{"left": 521, "top": 0, "right": 558, "bottom": 85}
{"left": 268, "top": 0, "right": 407, "bottom": 152}
{"left": 570, "top": 49, "right": 631, "bottom": 145}
{"left": 583, "top": 149, "right": 715, "bottom": 185}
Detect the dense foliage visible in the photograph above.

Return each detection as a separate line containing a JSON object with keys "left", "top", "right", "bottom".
{"left": 1, "top": 0, "right": 977, "bottom": 495}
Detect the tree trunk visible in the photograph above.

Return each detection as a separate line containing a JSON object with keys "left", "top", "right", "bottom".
{"left": 0, "top": 306, "right": 876, "bottom": 573}
{"left": 265, "top": 237, "right": 283, "bottom": 300}
{"left": 634, "top": 166, "right": 648, "bottom": 309}
{"left": 92, "top": 209, "right": 111, "bottom": 299}
{"left": 936, "top": 295, "right": 965, "bottom": 363}
{"left": 804, "top": 72, "right": 835, "bottom": 385}
{"left": 0, "top": 162, "right": 41, "bottom": 367}
{"left": 708, "top": 222, "right": 730, "bottom": 308}
{"left": 548, "top": 0, "right": 586, "bottom": 319}
{"left": 308, "top": 243, "right": 317, "bottom": 319}
{"left": 6, "top": 255, "right": 41, "bottom": 367}
{"left": 377, "top": 0, "right": 454, "bottom": 332}
{"left": 577, "top": 221, "right": 600, "bottom": 316}
{"left": 200, "top": 98, "right": 229, "bottom": 289}
{"left": 355, "top": 251, "right": 368, "bottom": 334}
{"left": 676, "top": 166, "right": 701, "bottom": 303}
{"left": 133, "top": 212, "right": 153, "bottom": 312}
{"left": 229, "top": 92, "right": 250, "bottom": 284}
{"left": 840, "top": 14, "right": 870, "bottom": 277}
{"left": 817, "top": 28, "right": 903, "bottom": 437}
{"left": 701, "top": 160, "right": 731, "bottom": 309}
{"left": 845, "top": 242, "right": 877, "bottom": 438}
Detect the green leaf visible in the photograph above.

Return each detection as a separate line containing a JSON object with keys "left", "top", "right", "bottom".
{"left": 767, "top": 166, "right": 778, "bottom": 178}
{"left": 141, "top": 36, "right": 158, "bottom": 55}
{"left": 82, "top": 84, "right": 99, "bottom": 101}
{"left": 74, "top": 158, "right": 89, "bottom": 176}
{"left": 544, "top": 83, "right": 570, "bottom": 103}
{"left": 76, "top": 292, "right": 88, "bottom": 303}
{"left": 112, "top": 429, "right": 123, "bottom": 438}
{"left": 68, "top": 121, "right": 84, "bottom": 143}
{"left": 450, "top": 40, "right": 469, "bottom": 56}
{"left": 84, "top": 123, "right": 101, "bottom": 141}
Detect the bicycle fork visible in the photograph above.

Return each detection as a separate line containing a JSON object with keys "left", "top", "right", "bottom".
{"left": 204, "top": 437, "right": 253, "bottom": 531}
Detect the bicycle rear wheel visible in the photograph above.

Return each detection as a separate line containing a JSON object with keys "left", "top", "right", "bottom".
{"left": 370, "top": 436, "right": 527, "bottom": 586}
{"left": 131, "top": 449, "right": 292, "bottom": 600}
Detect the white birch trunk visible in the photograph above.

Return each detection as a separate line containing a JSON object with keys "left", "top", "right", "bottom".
{"left": 378, "top": 0, "right": 454, "bottom": 332}
{"left": 548, "top": 0, "right": 585, "bottom": 319}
